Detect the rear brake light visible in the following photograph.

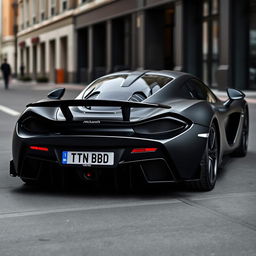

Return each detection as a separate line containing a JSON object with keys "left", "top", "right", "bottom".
{"left": 131, "top": 148, "right": 158, "bottom": 153}
{"left": 30, "top": 146, "right": 49, "bottom": 152}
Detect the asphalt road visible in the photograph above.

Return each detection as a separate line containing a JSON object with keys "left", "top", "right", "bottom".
{"left": 0, "top": 81, "right": 256, "bottom": 256}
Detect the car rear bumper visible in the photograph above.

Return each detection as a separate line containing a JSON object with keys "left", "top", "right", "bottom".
{"left": 12, "top": 123, "right": 209, "bottom": 183}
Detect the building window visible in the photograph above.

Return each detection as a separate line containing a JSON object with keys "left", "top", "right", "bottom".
{"left": 62, "top": 0, "right": 68, "bottom": 11}
{"left": 25, "top": 0, "right": 30, "bottom": 27}
{"left": 202, "top": 0, "right": 219, "bottom": 87}
{"left": 20, "top": 3, "right": 24, "bottom": 30}
{"left": 80, "top": 0, "right": 94, "bottom": 4}
{"left": 249, "top": 0, "right": 256, "bottom": 89}
{"left": 50, "top": 0, "right": 56, "bottom": 16}
{"left": 32, "top": 0, "right": 36, "bottom": 24}
{"left": 40, "top": 0, "right": 46, "bottom": 21}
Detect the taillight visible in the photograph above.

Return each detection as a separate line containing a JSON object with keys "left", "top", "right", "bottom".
{"left": 133, "top": 117, "right": 187, "bottom": 135}
{"left": 131, "top": 148, "right": 158, "bottom": 153}
{"left": 30, "top": 146, "right": 49, "bottom": 152}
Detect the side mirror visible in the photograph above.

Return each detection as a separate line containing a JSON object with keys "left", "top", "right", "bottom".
{"left": 47, "top": 88, "right": 65, "bottom": 100}
{"left": 225, "top": 88, "right": 245, "bottom": 106}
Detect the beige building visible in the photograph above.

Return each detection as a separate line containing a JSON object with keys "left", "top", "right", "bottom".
{"left": 17, "top": 0, "right": 116, "bottom": 83}
{"left": 18, "top": 0, "right": 79, "bottom": 82}
{"left": 1, "top": 0, "right": 16, "bottom": 70}
{"left": 0, "top": 0, "right": 2, "bottom": 65}
{"left": 16, "top": 0, "right": 256, "bottom": 90}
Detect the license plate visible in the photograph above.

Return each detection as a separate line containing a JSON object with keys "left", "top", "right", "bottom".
{"left": 62, "top": 151, "right": 114, "bottom": 166}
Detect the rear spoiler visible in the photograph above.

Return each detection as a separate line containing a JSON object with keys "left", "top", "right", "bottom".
{"left": 27, "top": 99, "right": 171, "bottom": 122}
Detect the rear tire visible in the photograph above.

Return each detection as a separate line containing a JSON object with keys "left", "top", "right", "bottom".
{"left": 190, "top": 123, "right": 218, "bottom": 191}
{"left": 232, "top": 108, "right": 249, "bottom": 157}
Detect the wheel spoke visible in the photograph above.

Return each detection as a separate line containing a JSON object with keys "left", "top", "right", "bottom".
{"left": 207, "top": 124, "right": 218, "bottom": 185}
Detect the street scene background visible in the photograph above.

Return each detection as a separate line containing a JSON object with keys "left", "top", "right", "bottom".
{"left": 1, "top": 0, "right": 256, "bottom": 255}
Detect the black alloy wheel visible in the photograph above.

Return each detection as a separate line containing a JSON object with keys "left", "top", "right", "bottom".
{"left": 190, "top": 123, "right": 218, "bottom": 191}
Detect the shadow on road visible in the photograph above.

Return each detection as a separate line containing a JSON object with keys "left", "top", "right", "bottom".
{"left": 10, "top": 182, "right": 185, "bottom": 200}
{"left": 9, "top": 151, "right": 255, "bottom": 200}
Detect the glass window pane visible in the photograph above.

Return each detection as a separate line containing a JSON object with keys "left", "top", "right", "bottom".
{"left": 202, "top": 21, "right": 208, "bottom": 59}
{"left": 211, "top": 62, "right": 218, "bottom": 87}
{"left": 212, "top": 0, "right": 219, "bottom": 15}
{"left": 203, "top": 1, "right": 209, "bottom": 17}
{"left": 212, "top": 20, "right": 219, "bottom": 58}
{"left": 203, "top": 62, "right": 208, "bottom": 85}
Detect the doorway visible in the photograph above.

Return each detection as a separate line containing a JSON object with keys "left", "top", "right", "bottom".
{"left": 145, "top": 4, "right": 175, "bottom": 70}
{"left": 60, "top": 36, "right": 68, "bottom": 82}
{"left": 77, "top": 28, "right": 88, "bottom": 83}
{"left": 112, "top": 15, "right": 132, "bottom": 72}
{"left": 32, "top": 45, "right": 37, "bottom": 79}
{"left": 93, "top": 22, "right": 106, "bottom": 79}
{"left": 49, "top": 40, "right": 56, "bottom": 82}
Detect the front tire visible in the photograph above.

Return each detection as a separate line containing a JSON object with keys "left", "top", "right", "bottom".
{"left": 190, "top": 123, "right": 219, "bottom": 191}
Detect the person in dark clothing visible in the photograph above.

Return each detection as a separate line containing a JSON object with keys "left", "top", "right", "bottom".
{"left": 20, "top": 63, "right": 25, "bottom": 77}
{"left": 1, "top": 59, "right": 12, "bottom": 90}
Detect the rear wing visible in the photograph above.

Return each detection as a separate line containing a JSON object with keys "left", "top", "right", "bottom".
{"left": 27, "top": 99, "right": 171, "bottom": 122}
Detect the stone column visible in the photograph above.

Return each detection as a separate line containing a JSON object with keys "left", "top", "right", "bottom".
{"left": 216, "top": 0, "right": 231, "bottom": 90}
{"left": 131, "top": 13, "right": 137, "bottom": 70}
{"left": 106, "top": 20, "right": 112, "bottom": 74}
{"left": 173, "top": 0, "right": 183, "bottom": 71}
{"left": 136, "top": 11, "right": 145, "bottom": 70}
{"left": 69, "top": 27, "right": 76, "bottom": 83}
{"left": 37, "top": 43, "right": 41, "bottom": 75}
{"left": 29, "top": 45, "right": 33, "bottom": 77}
{"left": 45, "top": 40, "right": 50, "bottom": 80}
{"left": 17, "top": 47, "right": 21, "bottom": 77}
{"left": 88, "top": 26, "right": 93, "bottom": 82}
{"left": 56, "top": 37, "right": 61, "bottom": 70}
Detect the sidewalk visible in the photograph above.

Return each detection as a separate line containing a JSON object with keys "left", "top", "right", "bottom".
{"left": 10, "top": 79, "right": 85, "bottom": 91}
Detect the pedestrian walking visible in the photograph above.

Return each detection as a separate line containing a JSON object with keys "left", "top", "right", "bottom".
{"left": 1, "top": 59, "right": 12, "bottom": 90}
{"left": 20, "top": 63, "right": 25, "bottom": 77}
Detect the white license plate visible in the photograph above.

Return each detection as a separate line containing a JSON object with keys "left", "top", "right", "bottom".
{"left": 62, "top": 151, "right": 114, "bottom": 166}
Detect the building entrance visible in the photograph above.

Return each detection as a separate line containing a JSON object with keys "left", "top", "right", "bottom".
{"left": 145, "top": 4, "right": 174, "bottom": 70}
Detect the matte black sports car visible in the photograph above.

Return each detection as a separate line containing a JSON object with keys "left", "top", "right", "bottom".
{"left": 10, "top": 71, "right": 249, "bottom": 191}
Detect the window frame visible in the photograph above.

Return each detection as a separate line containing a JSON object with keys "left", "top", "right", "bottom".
{"left": 31, "top": 0, "right": 36, "bottom": 24}
{"left": 40, "top": 0, "right": 46, "bottom": 21}
{"left": 80, "top": 0, "right": 93, "bottom": 5}
{"left": 49, "top": 0, "right": 56, "bottom": 17}
{"left": 61, "top": 0, "right": 68, "bottom": 12}
{"left": 25, "top": 0, "right": 30, "bottom": 27}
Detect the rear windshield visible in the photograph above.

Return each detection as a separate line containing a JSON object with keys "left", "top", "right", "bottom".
{"left": 139, "top": 74, "right": 173, "bottom": 88}
{"left": 82, "top": 73, "right": 173, "bottom": 101}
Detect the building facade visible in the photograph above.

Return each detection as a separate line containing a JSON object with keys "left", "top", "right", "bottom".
{"left": 0, "top": 0, "right": 2, "bottom": 66}
{"left": 75, "top": 0, "right": 256, "bottom": 90}
{"left": 0, "top": 0, "right": 3, "bottom": 69}
{"left": 1, "top": 0, "right": 16, "bottom": 70}
{"left": 17, "top": 0, "right": 78, "bottom": 82}
{"left": 16, "top": 0, "right": 256, "bottom": 90}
